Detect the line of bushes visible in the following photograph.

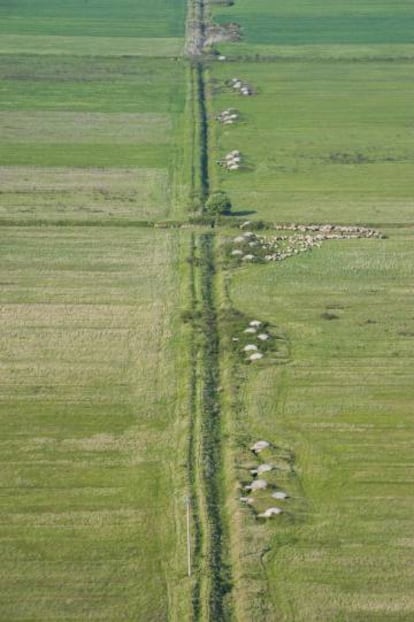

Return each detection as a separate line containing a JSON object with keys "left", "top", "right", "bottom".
{"left": 196, "top": 62, "right": 210, "bottom": 205}
{"left": 199, "top": 233, "right": 232, "bottom": 621}
{"left": 187, "top": 234, "right": 203, "bottom": 620}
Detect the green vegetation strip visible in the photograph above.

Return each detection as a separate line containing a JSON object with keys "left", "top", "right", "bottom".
{"left": 198, "top": 233, "right": 232, "bottom": 620}
{"left": 0, "top": 35, "right": 183, "bottom": 57}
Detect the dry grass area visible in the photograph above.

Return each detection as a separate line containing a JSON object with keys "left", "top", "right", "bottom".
{"left": 0, "top": 167, "right": 170, "bottom": 222}
{"left": 0, "top": 226, "right": 191, "bottom": 620}
{"left": 0, "top": 112, "right": 172, "bottom": 144}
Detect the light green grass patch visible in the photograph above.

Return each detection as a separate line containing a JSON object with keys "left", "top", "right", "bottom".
{"left": 0, "top": 0, "right": 186, "bottom": 39}
{"left": 0, "top": 112, "right": 172, "bottom": 144}
{"left": 0, "top": 144, "right": 171, "bottom": 168}
{"left": 0, "top": 56, "right": 186, "bottom": 114}
{"left": 0, "top": 167, "right": 170, "bottom": 222}
{"left": 0, "top": 56, "right": 186, "bottom": 172}
{"left": 212, "top": 0, "right": 414, "bottom": 46}
{"left": 0, "top": 34, "right": 183, "bottom": 57}
{"left": 210, "top": 61, "right": 414, "bottom": 224}
{"left": 0, "top": 226, "right": 191, "bottom": 620}
{"left": 217, "top": 42, "right": 414, "bottom": 62}
{"left": 226, "top": 229, "right": 414, "bottom": 621}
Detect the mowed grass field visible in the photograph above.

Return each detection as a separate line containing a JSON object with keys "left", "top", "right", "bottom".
{"left": 212, "top": 0, "right": 414, "bottom": 54}
{"left": 0, "top": 227, "right": 191, "bottom": 621}
{"left": 227, "top": 229, "right": 414, "bottom": 621}
{"left": 0, "top": 55, "right": 187, "bottom": 222}
{"left": 209, "top": 61, "right": 414, "bottom": 224}
{"left": 213, "top": 2, "right": 414, "bottom": 618}
{"left": 0, "top": 2, "right": 192, "bottom": 619}
{"left": 0, "top": 0, "right": 184, "bottom": 57}
{"left": 0, "top": 0, "right": 185, "bottom": 45}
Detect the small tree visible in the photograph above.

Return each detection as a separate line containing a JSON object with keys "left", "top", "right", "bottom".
{"left": 205, "top": 191, "right": 232, "bottom": 217}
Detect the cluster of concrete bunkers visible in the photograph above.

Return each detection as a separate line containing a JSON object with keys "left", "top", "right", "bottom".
{"left": 240, "top": 440, "right": 289, "bottom": 518}
{"left": 230, "top": 224, "right": 383, "bottom": 263}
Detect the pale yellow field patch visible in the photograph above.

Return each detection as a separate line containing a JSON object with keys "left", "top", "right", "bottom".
{"left": 0, "top": 167, "right": 170, "bottom": 220}
{"left": 0, "top": 34, "right": 183, "bottom": 57}
{"left": 0, "top": 112, "right": 171, "bottom": 143}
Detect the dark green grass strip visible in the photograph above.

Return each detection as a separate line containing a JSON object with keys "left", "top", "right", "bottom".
{"left": 199, "top": 233, "right": 232, "bottom": 621}
{"left": 0, "top": 144, "right": 171, "bottom": 168}
{"left": 0, "top": 0, "right": 186, "bottom": 38}
{"left": 213, "top": 13, "right": 414, "bottom": 45}
{"left": 187, "top": 233, "right": 202, "bottom": 620}
{"left": 197, "top": 63, "right": 209, "bottom": 202}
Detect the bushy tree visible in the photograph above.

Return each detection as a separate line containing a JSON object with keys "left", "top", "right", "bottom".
{"left": 205, "top": 191, "right": 232, "bottom": 216}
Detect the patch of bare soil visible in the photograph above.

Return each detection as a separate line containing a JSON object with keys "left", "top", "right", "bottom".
{"left": 205, "top": 22, "right": 242, "bottom": 45}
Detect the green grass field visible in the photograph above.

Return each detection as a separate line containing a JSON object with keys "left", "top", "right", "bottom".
{"left": 0, "top": 0, "right": 186, "bottom": 38}
{"left": 0, "top": 4, "right": 193, "bottom": 617}
{"left": 226, "top": 229, "right": 414, "bottom": 620}
{"left": 0, "top": 226, "right": 191, "bottom": 621}
{"left": 209, "top": 61, "right": 414, "bottom": 224}
{"left": 1, "top": 0, "right": 414, "bottom": 619}
{"left": 0, "top": 0, "right": 185, "bottom": 59}
{"left": 0, "top": 34, "right": 183, "bottom": 57}
{"left": 212, "top": 2, "right": 414, "bottom": 618}
{"left": 212, "top": 0, "right": 414, "bottom": 49}
{"left": 0, "top": 55, "right": 188, "bottom": 222}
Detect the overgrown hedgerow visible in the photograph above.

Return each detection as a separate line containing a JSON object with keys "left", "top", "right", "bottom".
{"left": 199, "top": 233, "right": 232, "bottom": 620}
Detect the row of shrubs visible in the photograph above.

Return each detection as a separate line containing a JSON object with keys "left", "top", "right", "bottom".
{"left": 199, "top": 233, "right": 233, "bottom": 620}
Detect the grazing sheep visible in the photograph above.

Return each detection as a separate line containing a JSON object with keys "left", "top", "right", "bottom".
{"left": 229, "top": 224, "right": 383, "bottom": 266}
{"left": 245, "top": 479, "right": 268, "bottom": 491}
{"left": 243, "top": 344, "right": 258, "bottom": 352}
{"left": 249, "top": 352, "right": 263, "bottom": 361}
{"left": 240, "top": 496, "right": 254, "bottom": 504}
{"left": 250, "top": 464, "right": 272, "bottom": 476}
{"left": 250, "top": 440, "right": 270, "bottom": 453}
{"left": 257, "top": 463, "right": 273, "bottom": 474}
{"left": 272, "top": 491, "right": 289, "bottom": 500}
{"left": 258, "top": 507, "right": 282, "bottom": 518}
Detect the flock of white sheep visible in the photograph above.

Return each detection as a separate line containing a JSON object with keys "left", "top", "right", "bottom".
{"left": 229, "top": 225, "right": 383, "bottom": 264}
{"left": 240, "top": 440, "right": 289, "bottom": 519}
